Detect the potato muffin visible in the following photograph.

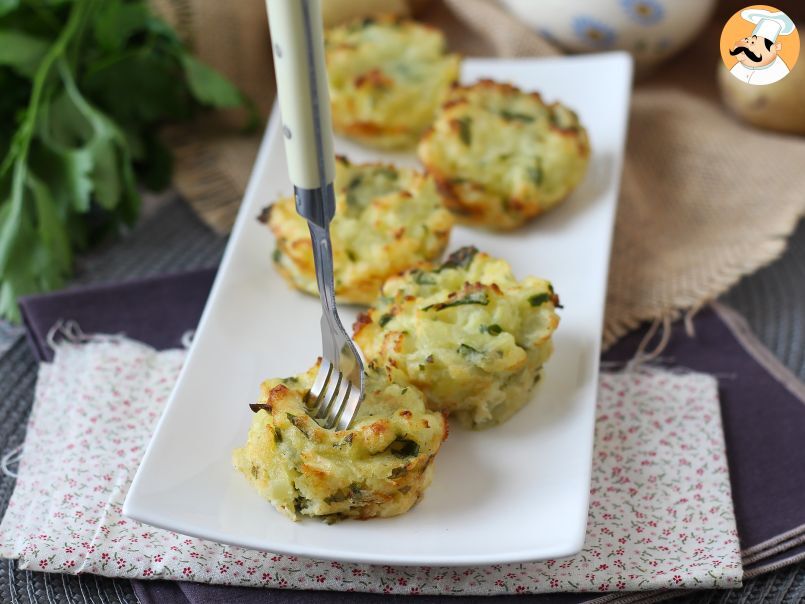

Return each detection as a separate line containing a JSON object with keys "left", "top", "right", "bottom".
{"left": 418, "top": 80, "right": 590, "bottom": 229}
{"left": 233, "top": 362, "right": 447, "bottom": 522}
{"left": 266, "top": 156, "right": 453, "bottom": 304}
{"left": 325, "top": 15, "right": 460, "bottom": 148}
{"left": 354, "top": 247, "right": 560, "bottom": 429}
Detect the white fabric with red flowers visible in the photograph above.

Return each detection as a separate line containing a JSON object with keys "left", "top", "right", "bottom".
{"left": 0, "top": 338, "right": 742, "bottom": 595}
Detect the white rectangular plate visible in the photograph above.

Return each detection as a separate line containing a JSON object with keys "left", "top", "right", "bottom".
{"left": 124, "top": 53, "right": 633, "bottom": 566}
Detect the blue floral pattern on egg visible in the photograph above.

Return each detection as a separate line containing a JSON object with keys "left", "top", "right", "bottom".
{"left": 572, "top": 16, "right": 617, "bottom": 48}
{"left": 621, "top": 0, "right": 665, "bottom": 26}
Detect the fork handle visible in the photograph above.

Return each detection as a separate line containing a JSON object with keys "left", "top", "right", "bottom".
{"left": 266, "top": 0, "right": 336, "bottom": 228}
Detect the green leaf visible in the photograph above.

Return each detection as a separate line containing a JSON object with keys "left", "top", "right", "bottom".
{"left": 387, "top": 438, "right": 419, "bottom": 458}
{"left": 31, "top": 97, "right": 94, "bottom": 212}
{"left": 57, "top": 59, "right": 129, "bottom": 210}
{"left": 529, "top": 292, "right": 552, "bottom": 307}
{"left": 0, "top": 0, "right": 20, "bottom": 18}
{"left": 92, "top": 1, "right": 149, "bottom": 51}
{"left": 0, "top": 69, "right": 31, "bottom": 146}
{"left": 412, "top": 269, "right": 435, "bottom": 285}
{"left": 28, "top": 172, "right": 71, "bottom": 274}
{"left": 422, "top": 290, "right": 488, "bottom": 311}
{"left": 136, "top": 132, "right": 172, "bottom": 190}
{"left": 53, "top": 147, "right": 94, "bottom": 212}
{"left": 0, "top": 0, "right": 248, "bottom": 320}
{"left": 456, "top": 117, "right": 472, "bottom": 146}
{"left": 89, "top": 136, "right": 122, "bottom": 209}
{"left": 458, "top": 343, "right": 484, "bottom": 362}
{"left": 116, "top": 146, "right": 140, "bottom": 225}
{"left": 0, "top": 30, "right": 49, "bottom": 77}
{"left": 44, "top": 88, "right": 91, "bottom": 146}
{"left": 0, "top": 192, "right": 60, "bottom": 321}
{"left": 141, "top": 12, "right": 182, "bottom": 45}
{"left": 83, "top": 52, "right": 193, "bottom": 124}
{"left": 527, "top": 162, "right": 543, "bottom": 186}
{"left": 181, "top": 53, "right": 242, "bottom": 108}
{"left": 0, "top": 279, "right": 20, "bottom": 323}
{"left": 438, "top": 246, "right": 478, "bottom": 272}
{"left": 500, "top": 109, "right": 535, "bottom": 123}
{"left": 0, "top": 160, "right": 26, "bottom": 275}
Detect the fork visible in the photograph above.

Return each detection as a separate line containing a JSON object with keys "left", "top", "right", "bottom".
{"left": 266, "top": 0, "right": 365, "bottom": 430}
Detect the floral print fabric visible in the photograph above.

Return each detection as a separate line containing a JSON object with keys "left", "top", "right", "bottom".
{"left": 0, "top": 338, "right": 742, "bottom": 595}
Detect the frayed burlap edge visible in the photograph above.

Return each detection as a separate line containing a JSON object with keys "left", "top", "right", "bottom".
{"left": 601, "top": 234, "right": 794, "bottom": 350}
{"left": 601, "top": 85, "right": 805, "bottom": 349}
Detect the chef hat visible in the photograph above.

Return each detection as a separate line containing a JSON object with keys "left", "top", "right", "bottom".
{"left": 741, "top": 8, "right": 795, "bottom": 43}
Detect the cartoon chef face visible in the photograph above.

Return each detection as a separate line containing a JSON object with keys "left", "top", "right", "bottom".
{"left": 730, "top": 34, "right": 781, "bottom": 68}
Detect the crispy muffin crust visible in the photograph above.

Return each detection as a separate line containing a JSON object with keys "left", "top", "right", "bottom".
{"left": 354, "top": 246, "right": 560, "bottom": 429}
{"left": 266, "top": 156, "right": 453, "bottom": 304}
{"left": 418, "top": 80, "right": 590, "bottom": 229}
{"left": 325, "top": 15, "right": 460, "bottom": 149}
{"left": 233, "top": 362, "right": 448, "bottom": 522}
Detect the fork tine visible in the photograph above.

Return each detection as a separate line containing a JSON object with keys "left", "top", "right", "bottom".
{"left": 330, "top": 381, "right": 362, "bottom": 431}
{"left": 314, "top": 368, "right": 343, "bottom": 421}
{"left": 306, "top": 360, "right": 333, "bottom": 411}
{"left": 322, "top": 379, "right": 351, "bottom": 429}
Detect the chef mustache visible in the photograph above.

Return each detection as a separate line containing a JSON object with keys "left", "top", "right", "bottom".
{"left": 729, "top": 46, "right": 763, "bottom": 62}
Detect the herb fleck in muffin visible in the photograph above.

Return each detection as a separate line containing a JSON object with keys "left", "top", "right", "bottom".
{"left": 325, "top": 15, "right": 460, "bottom": 149}
{"left": 233, "top": 362, "right": 447, "bottom": 522}
{"left": 418, "top": 80, "right": 590, "bottom": 229}
{"left": 354, "top": 247, "right": 560, "bottom": 429}
{"left": 266, "top": 156, "right": 453, "bottom": 304}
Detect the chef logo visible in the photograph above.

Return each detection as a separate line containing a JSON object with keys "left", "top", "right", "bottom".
{"left": 720, "top": 5, "right": 799, "bottom": 86}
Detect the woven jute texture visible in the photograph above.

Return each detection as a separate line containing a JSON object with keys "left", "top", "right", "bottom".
{"left": 159, "top": 0, "right": 805, "bottom": 348}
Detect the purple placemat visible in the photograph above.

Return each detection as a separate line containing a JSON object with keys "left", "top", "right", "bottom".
{"left": 16, "top": 270, "right": 805, "bottom": 603}
{"left": 19, "top": 269, "right": 216, "bottom": 362}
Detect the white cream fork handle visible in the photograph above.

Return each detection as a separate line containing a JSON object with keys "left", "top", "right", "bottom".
{"left": 265, "top": 0, "right": 365, "bottom": 430}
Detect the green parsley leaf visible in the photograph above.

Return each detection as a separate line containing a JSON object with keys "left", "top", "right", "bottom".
{"left": 387, "top": 438, "right": 419, "bottom": 458}
{"left": 529, "top": 292, "right": 552, "bottom": 307}
{"left": 500, "top": 109, "right": 535, "bottom": 123}
{"left": 527, "top": 162, "right": 543, "bottom": 186}
{"left": 92, "top": 1, "right": 149, "bottom": 51}
{"left": 0, "top": 0, "right": 251, "bottom": 321}
{"left": 0, "top": 0, "right": 20, "bottom": 17}
{"left": 412, "top": 269, "right": 436, "bottom": 285}
{"left": 458, "top": 343, "right": 485, "bottom": 363}
{"left": 0, "top": 31, "right": 49, "bottom": 77}
{"left": 456, "top": 117, "right": 472, "bottom": 146}
{"left": 181, "top": 53, "right": 243, "bottom": 109}
{"left": 422, "top": 290, "right": 488, "bottom": 311}
{"left": 437, "top": 246, "right": 478, "bottom": 272}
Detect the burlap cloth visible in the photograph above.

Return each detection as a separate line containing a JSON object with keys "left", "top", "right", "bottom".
{"left": 158, "top": 0, "right": 805, "bottom": 348}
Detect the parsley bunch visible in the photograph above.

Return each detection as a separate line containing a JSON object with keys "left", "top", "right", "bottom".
{"left": 0, "top": 0, "right": 251, "bottom": 321}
